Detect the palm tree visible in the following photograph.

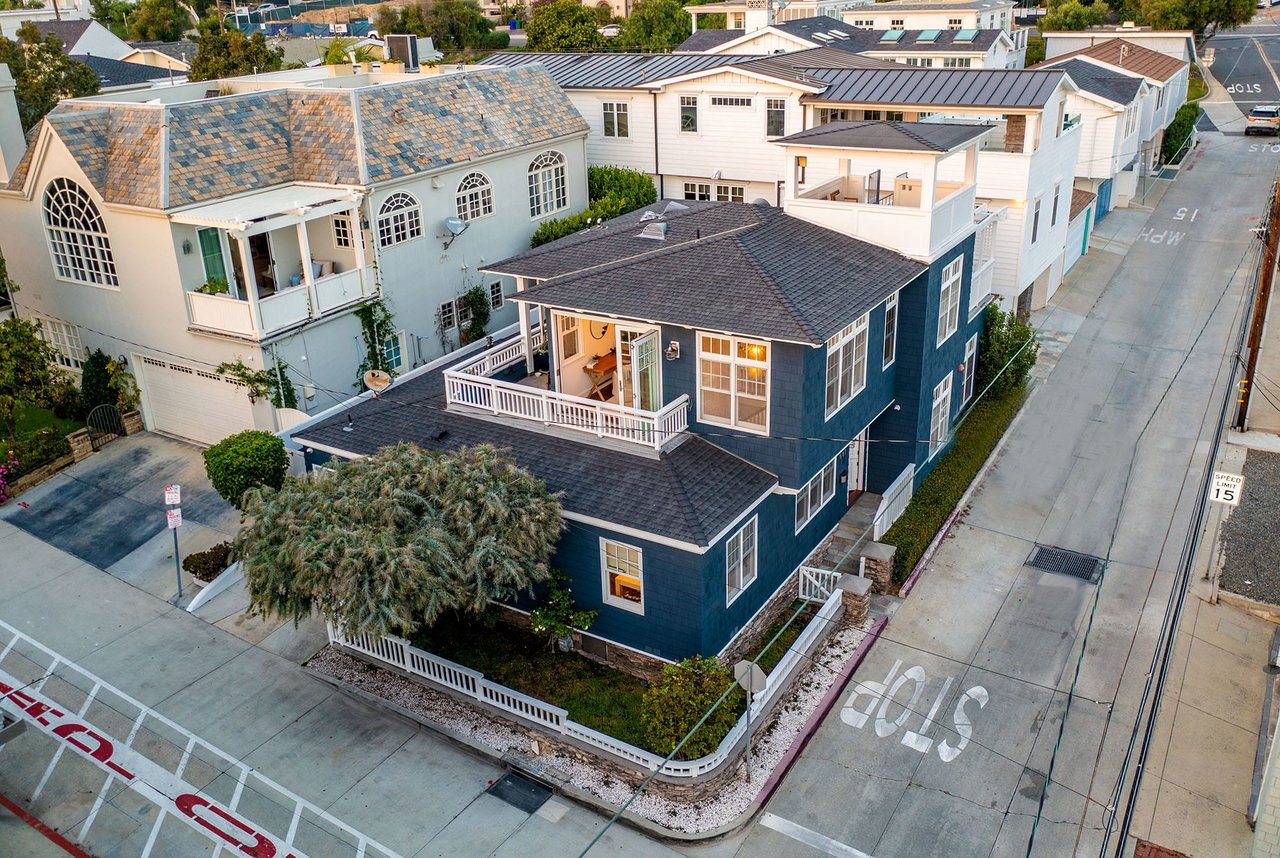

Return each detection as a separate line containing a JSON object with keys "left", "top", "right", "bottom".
{"left": 322, "top": 36, "right": 379, "bottom": 65}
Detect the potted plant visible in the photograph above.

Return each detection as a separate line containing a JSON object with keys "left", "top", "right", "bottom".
{"left": 533, "top": 342, "right": 550, "bottom": 373}
{"left": 196, "top": 276, "right": 230, "bottom": 296}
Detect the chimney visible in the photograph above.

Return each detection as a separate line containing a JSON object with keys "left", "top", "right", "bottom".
{"left": 0, "top": 64, "right": 25, "bottom": 184}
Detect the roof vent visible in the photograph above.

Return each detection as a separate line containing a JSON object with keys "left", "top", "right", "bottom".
{"left": 1121, "top": 20, "right": 1136, "bottom": 28}
{"left": 662, "top": 200, "right": 690, "bottom": 215}
{"left": 751, "top": 198, "right": 772, "bottom": 207}
{"left": 637, "top": 222, "right": 668, "bottom": 240}
{"left": 639, "top": 210, "right": 659, "bottom": 221}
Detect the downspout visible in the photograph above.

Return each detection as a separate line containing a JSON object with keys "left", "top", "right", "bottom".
{"left": 652, "top": 90, "right": 663, "bottom": 199}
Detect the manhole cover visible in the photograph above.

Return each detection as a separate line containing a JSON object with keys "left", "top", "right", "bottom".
{"left": 1026, "top": 545, "right": 1103, "bottom": 584}
{"left": 487, "top": 771, "right": 553, "bottom": 814}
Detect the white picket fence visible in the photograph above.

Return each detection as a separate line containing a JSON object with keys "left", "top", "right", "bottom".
{"left": 800, "top": 566, "right": 841, "bottom": 601}
{"left": 328, "top": 588, "right": 844, "bottom": 780}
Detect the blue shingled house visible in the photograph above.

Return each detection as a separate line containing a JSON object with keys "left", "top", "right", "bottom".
{"left": 287, "top": 121, "right": 995, "bottom": 667}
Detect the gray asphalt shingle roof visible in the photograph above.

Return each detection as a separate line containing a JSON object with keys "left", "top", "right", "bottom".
{"left": 775, "top": 119, "right": 991, "bottom": 151}
{"left": 489, "top": 201, "right": 925, "bottom": 346}
{"left": 1047, "top": 58, "right": 1143, "bottom": 104}
{"left": 73, "top": 54, "right": 173, "bottom": 89}
{"left": 676, "top": 29, "right": 745, "bottom": 52}
{"left": 292, "top": 361, "right": 778, "bottom": 547}
{"left": 31, "top": 20, "right": 92, "bottom": 52}
{"left": 804, "top": 67, "right": 1067, "bottom": 108}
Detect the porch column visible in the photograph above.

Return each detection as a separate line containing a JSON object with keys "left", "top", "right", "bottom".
{"left": 517, "top": 278, "right": 534, "bottom": 373}
{"left": 349, "top": 204, "right": 369, "bottom": 296}
{"left": 233, "top": 230, "right": 263, "bottom": 334}
{"left": 964, "top": 143, "right": 977, "bottom": 186}
{"left": 920, "top": 160, "right": 937, "bottom": 209}
{"left": 296, "top": 221, "right": 318, "bottom": 319}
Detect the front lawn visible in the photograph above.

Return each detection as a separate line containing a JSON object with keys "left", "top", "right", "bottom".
{"left": 409, "top": 611, "right": 653, "bottom": 750}
{"left": 14, "top": 402, "right": 81, "bottom": 437}
{"left": 753, "top": 601, "right": 818, "bottom": 674}
{"left": 881, "top": 387, "right": 1027, "bottom": 584}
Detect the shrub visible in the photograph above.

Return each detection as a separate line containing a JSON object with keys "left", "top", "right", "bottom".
{"left": 477, "top": 30, "right": 510, "bottom": 48}
{"left": 203, "top": 429, "right": 288, "bottom": 510}
{"left": 1162, "top": 103, "right": 1199, "bottom": 164}
{"left": 529, "top": 569, "right": 597, "bottom": 649}
{"left": 530, "top": 166, "right": 657, "bottom": 248}
{"left": 976, "top": 304, "right": 1038, "bottom": 398}
{"left": 79, "top": 349, "right": 114, "bottom": 416}
{"left": 641, "top": 656, "right": 743, "bottom": 759}
{"left": 880, "top": 389, "right": 1026, "bottom": 583}
{"left": 182, "top": 541, "right": 233, "bottom": 582}
{"left": 1, "top": 427, "right": 72, "bottom": 482}
{"left": 463, "top": 285, "right": 491, "bottom": 344}
{"left": 48, "top": 377, "right": 81, "bottom": 421}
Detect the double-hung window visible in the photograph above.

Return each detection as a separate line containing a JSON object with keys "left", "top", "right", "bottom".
{"left": 715, "top": 184, "right": 744, "bottom": 203}
{"left": 726, "top": 516, "right": 758, "bottom": 604}
{"left": 929, "top": 374, "right": 953, "bottom": 457}
{"left": 1051, "top": 184, "right": 1061, "bottom": 227}
{"left": 937, "top": 258, "right": 962, "bottom": 345}
{"left": 963, "top": 335, "right": 978, "bottom": 403}
{"left": 558, "top": 314, "right": 580, "bottom": 360}
{"left": 883, "top": 291, "right": 899, "bottom": 368}
{"left": 824, "top": 313, "right": 869, "bottom": 417}
{"left": 1031, "top": 197, "right": 1042, "bottom": 244}
{"left": 766, "top": 98, "right": 786, "bottom": 137}
{"left": 795, "top": 453, "right": 839, "bottom": 532}
{"left": 680, "top": 96, "right": 699, "bottom": 132}
{"left": 698, "top": 334, "right": 769, "bottom": 433}
{"left": 438, "top": 300, "right": 457, "bottom": 331}
{"left": 488, "top": 282, "right": 504, "bottom": 310}
{"left": 39, "top": 319, "right": 84, "bottom": 370}
{"left": 684, "top": 182, "right": 711, "bottom": 201}
{"left": 603, "top": 102, "right": 629, "bottom": 138}
{"left": 601, "top": 538, "right": 643, "bottom": 613}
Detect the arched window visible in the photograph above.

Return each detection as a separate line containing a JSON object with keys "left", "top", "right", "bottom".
{"left": 376, "top": 192, "right": 422, "bottom": 248}
{"left": 42, "top": 178, "right": 118, "bottom": 287}
{"left": 527, "top": 151, "right": 567, "bottom": 218}
{"left": 455, "top": 172, "right": 494, "bottom": 222}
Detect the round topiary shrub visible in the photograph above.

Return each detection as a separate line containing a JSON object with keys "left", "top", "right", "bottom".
{"left": 203, "top": 429, "right": 288, "bottom": 510}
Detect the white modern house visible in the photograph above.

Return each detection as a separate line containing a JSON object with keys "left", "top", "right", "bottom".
{"left": 1042, "top": 24, "right": 1197, "bottom": 64}
{"left": 0, "top": 63, "right": 588, "bottom": 445}
{"left": 678, "top": 17, "right": 1019, "bottom": 70}
{"left": 830, "top": 0, "right": 1027, "bottom": 64}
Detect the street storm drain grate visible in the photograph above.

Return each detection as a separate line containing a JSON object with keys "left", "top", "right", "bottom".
{"left": 1026, "top": 545, "right": 1103, "bottom": 584}
{"left": 487, "top": 771, "right": 553, "bottom": 813}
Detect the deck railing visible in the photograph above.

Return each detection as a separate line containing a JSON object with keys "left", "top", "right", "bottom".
{"left": 328, "top": 587, "right": 844, "bottom": 781}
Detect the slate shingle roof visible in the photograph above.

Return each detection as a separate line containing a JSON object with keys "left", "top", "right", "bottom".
{"left": 489, "top": 201, "right": 926, "bottom": 345}
{"left": 292, "top": 361, "right": 778, "bottom": 547}
{"left": 1046, "top": 58, "right": 1142, "bottom": 105}
{"left": 9, "top": 66, "right": 586, "bottom": 208}
{"left": 804, "top": 67, "right": 1068, "bottom": 108}
{"left": 775, "top": 119, "right": 991, "bottom": 152}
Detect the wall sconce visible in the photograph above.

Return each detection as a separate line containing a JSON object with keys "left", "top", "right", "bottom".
{"left": 181, "top": 239, "right": 192, "bottom": 255}
{"left": 247, "top": 390, "right": 258, "bottom": 405}
{"left": 116, "top": 355, "right": 128, "bottom": 368}
{"left": 665, "top": 341, "right": 680, "bottom": 361}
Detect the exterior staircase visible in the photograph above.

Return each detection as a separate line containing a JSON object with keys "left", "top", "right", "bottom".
{"left": 815, "top": 492, "right": 882, "bottom": 576}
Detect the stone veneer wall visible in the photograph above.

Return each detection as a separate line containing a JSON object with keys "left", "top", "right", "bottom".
{"left": 718, "top": 569, "right": 801, "bottom": 666}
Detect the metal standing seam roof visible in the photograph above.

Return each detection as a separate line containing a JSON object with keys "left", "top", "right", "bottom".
{"left": 774, "top": 119, "right": 992, "bottom": 152}
{"left": 477, "top": 52, "right": 750, "bottom": 89}
{"left": 802, "top": 67, "right": 1067, "bottom": 108}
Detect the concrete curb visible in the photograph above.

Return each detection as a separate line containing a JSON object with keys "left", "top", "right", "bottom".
{"left": 900, "top": 386, "right": 1039, "bottom": 598}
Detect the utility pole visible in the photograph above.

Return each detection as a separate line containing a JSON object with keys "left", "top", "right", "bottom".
{"left": 1236, "top": 178, "right": 1280, "bottom": 430}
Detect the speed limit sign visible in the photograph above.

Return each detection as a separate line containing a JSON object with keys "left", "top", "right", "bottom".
{"left": 1211, "top": 472, "right": 1244, "bottom": 506}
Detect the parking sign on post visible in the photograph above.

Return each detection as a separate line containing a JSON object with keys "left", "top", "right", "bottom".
{"left": 165, "top": 486, "right": 183, "bottom": 599}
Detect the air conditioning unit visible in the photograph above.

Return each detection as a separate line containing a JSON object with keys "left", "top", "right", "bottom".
{"left": 386, "top": 34, "right": 420, "bottom": 73}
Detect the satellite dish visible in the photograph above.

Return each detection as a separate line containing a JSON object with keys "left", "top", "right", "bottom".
{"left": 363, "top": 370, "right": 392, "bottom": 392}
{"left": 444, "top": 216, "right": 467, "bottom": 236}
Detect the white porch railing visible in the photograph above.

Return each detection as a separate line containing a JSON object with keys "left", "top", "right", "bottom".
{"left": 187, "top": 291, "right": 254, "bottom": 337}
{"left": 258, "top": 287, "right": 311, "bottom": 333}
{"left": 873, "top": 463, "right": 915, "bottom": 541}
{"left": 314, "top": 267, "right": 370, "bottom": 315}
{"left": 799, "top": 566, "right": 841, "bottom": 601}
{"left": 443, "top": 333, "right": 689, "bottom": 452}
{"left": 328, "top": 588, "right": 844, "bottom": 781}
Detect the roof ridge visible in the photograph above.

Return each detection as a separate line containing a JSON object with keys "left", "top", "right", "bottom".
{"left": 660, "top": 444, "right": 713, "bottom": 545}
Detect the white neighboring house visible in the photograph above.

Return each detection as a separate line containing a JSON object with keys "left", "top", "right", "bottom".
{"left": 0, "top": 63, "right": 588, "bottom": 446}
{"left": 677, "top": 16, "right": 1019, "bottom": 69}
{"left": 1042, "top": 24, "right": 1197, "bottom": 64}
{"left": 28, "top": 19, "right": 133, "bottom": 59}
{"left": 1041, "top": 38, "right": 1189, "bottom": 187}
{"left": 830, "top": 0, "right": 1027, "bottom": 63}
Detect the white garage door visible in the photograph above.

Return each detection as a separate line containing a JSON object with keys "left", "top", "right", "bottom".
{"left": 137, "top": 355, "right": 256, "bottom": 446}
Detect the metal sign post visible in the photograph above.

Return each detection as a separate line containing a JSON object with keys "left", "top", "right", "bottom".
{"left": 165, "top": 485, "right": 182, "bottom": 600}
{"left": 734, "top": 659, "right": 767, "bottom": 783}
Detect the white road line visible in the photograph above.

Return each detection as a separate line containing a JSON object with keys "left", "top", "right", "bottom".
{"left": 1255, "top": 37, "right": 1280, "bottom": 93}
{"left": 758, "top": 812, "right": 877, "bottom": 858}
{"left": 77, "top": 770, "right": 115, "bottom": 841}
{"left": 31, "top": 680, "right": 100, "bottom": 801}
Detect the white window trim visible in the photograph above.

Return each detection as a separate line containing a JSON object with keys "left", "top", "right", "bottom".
{"left": 766, "top": 97, "right": 787, "bottom": 137}
{"left": 684, "top": 182, "right": 711, "bottom": 201}
{"left": 710, "top": 95, "right": 753, "bottom": 107}
{"left": 795, "top": 449, "right": 843, "bottom": 534}
{"left": 38, "top": 318, "right": 85, "bottom": 370}
{"left": 602, "top": 101, "right": 630, "bottom": 138}
{"left": 824, "top": 312, "right": 869, "bottom": 419}
{"left": 455, "top": 172, "right": 495, "bottom": 223}
{"left": 439, "top": 300, "right": 457, "bottom": 332}
{"left": 43, "top": 178, "right": 118, "bottom": 289}
{"left": 929, "top": 373, "right": 953, "bottom": 459}
{"left": 963, "top": 334, "right": 978, "bottom": 404}
{"left": 489, "top": 281, "right": 504, "bottom": 310}
{"left": 528, "top": 150, "right": 569, "bottom": 219}
{"left": 376, "top": 192, "right": 423, "bottom": 248}
{"left": 696, "top": 332, "right": 770, "bottom": 435}
{"left": 726, "top": 515, "right": 758, "bottom": 606}
{"left": 680, "top": 95, "right": 699, "bottom": 134}
{"left": 600, "top": 537, "right": 644, "bottom": 614}
{"left": 937, "top": 258, "right": 962, "bottom": 346}
{"left": 715, "top": 184, "right": 745, "bottom": 203}
{"left": 383, "top": 329, "right": 407, "bottom": 371}
{"left": 883, "top": 290, "right": 899, "bottom": 369}
{"left": 332, "top": 214, "right": 354, "bottom": 249}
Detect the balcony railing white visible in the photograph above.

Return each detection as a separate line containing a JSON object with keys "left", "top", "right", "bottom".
{"left": 444, "top": 333, "right": 688, "bottom": 451}
{"left": 314, "top": 267, "right": 371, "bottom": 315}
{"left": 257, "top": 287, "right": 310, "bottom": 332}
{"left": 187, "top": 267, "right": 374, "bottom": 340}
{"left": 187, "top": 291, "right": 254, "bottom": 337}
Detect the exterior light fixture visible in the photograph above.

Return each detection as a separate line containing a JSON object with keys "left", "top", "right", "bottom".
{"left": 665, "top": 341, "right": 680, "bottom": 360}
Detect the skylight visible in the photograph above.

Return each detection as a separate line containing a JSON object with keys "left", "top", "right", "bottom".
{"left": 880, "top": 30, "right": 905, "bottom": 43}
{"left": 918, "top": 29, "right": 941, "bottom": 42}
{"left": 954, "top": 28, "right": 978, "bottom": 42}
{"left": 814, "top": 32, "right": 833, "bottom": 42}
{"left": 828, "top": 30, "right": 849, "bottom": 39}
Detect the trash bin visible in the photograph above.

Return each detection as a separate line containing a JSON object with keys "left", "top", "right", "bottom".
{"left": 509, "top": 18, "right": 517, "bottom": 29}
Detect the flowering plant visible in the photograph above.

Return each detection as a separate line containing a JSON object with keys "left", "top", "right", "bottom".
{"left": 0, "top": 450, "right": 20, "bottom": 504}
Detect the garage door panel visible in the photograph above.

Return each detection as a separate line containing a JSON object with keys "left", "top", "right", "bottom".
{"left": 138, "top": 356, "right": 255, "bottom": 446}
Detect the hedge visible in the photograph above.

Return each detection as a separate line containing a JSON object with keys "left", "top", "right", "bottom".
{"left": 880, "top": 388, "right": 1027, "bottom": 583}
{"left": 1162, "top": 103, "right": 1199, "bottom": 164}
{"left": 530, "top": 165, "right": 658, "bottom": 248}
{"left": 2, "top": 428, "right": 72, "bottom": 481}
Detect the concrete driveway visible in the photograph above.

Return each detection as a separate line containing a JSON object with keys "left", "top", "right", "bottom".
{"left": 0, "top": 433, "right": 239, "bottom": 602}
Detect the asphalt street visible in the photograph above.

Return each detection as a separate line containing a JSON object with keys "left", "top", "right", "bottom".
{"left": 727, "top": 105, "right": 1271, "bottom": 856}
{"left": 1206, "top": 14, "right": 1280, "bottom": 123}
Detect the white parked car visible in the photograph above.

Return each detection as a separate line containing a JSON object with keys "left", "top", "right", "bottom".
{"left": 598, "top": 23, "right": 620, "bottom": 37}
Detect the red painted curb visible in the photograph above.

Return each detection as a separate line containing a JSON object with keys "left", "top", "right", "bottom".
{"left": 0, "top": 791, "right": 93, "bottom": 858}
{"left": 756, "top": 615, "right": 888, "bottom": 806}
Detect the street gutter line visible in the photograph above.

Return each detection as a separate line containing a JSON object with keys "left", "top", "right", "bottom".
{"left": 1254, "top": 38, "right": 1280, "bottom": 95}
{"left": 759, "top": 812, "right": 876, "bottom": 858}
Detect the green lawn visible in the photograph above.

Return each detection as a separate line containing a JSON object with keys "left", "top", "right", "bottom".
{"left": 409, "top": 611, "right": 653, "bottom": 749}
{"left": 1188, "top": 67, "right": 1209, "bottom": 102}
{"left": 14, "top": 403, "right": 81, "bottom": 437}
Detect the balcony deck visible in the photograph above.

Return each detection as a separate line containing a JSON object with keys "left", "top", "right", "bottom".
{"left": 187, "top": 266, "right": 374, "bottom": 340}
{"left": 442, "top": 330, "right": 690, "bottom": 453}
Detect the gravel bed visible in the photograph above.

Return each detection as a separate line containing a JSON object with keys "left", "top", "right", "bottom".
{"left": 308, "top": 621, "right": 869, "bottom": 833}
{"left": 1220, "top": 448, "right": 1280, "bottom": 604}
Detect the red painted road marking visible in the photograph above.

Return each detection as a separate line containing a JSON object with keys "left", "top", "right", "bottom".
{"left": 0, "top": 791, "right": 93, "bottom": 858}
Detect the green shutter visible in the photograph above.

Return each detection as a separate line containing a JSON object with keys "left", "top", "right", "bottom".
{"left": 198, "top": 228, "right": 226, "bottom": 282}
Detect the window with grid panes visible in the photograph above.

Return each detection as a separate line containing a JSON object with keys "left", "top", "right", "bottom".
{"left": 715, "top": 185, "right": 744, "bottom": 203}
{"left": 698, "top": 334, "right": 769, "bottom": 432}
{"left": 601, "top": 539, "right": 643, "bottom": 612}
{"left": 455, "top": 172, "right": 494, "bottom": 222}
{"left": 726, "top": 516, "right": 758, "bottom": 603}
{"left": 602, "top": 102, "right": 629, "bottom": 137}
{"left": 937, "top": 257, "right": 962, "bottom": 345}
{"left": 766, "top": 98, "right": 786, "bottom": 136}
{"left": 332, "top": 214, "right": 354, "bottom": 248}
{"left": 795, "top": 453, "right": 839, "bottom": 532}
{"left": 527, "top": 151, "right": 568, "bottom": 217}
{"left": 824, "top": 314, "right": 869, "bottom": 417}
{"left": 377, "top": 192, "right": 422, "bottom": 247}
{"left": 684, "top": 182, "right": 711, "bottom": 201}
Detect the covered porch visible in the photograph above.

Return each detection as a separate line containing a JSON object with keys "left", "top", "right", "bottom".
{"left": 172, "top": 185, "right": 375, "bottom": 340}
